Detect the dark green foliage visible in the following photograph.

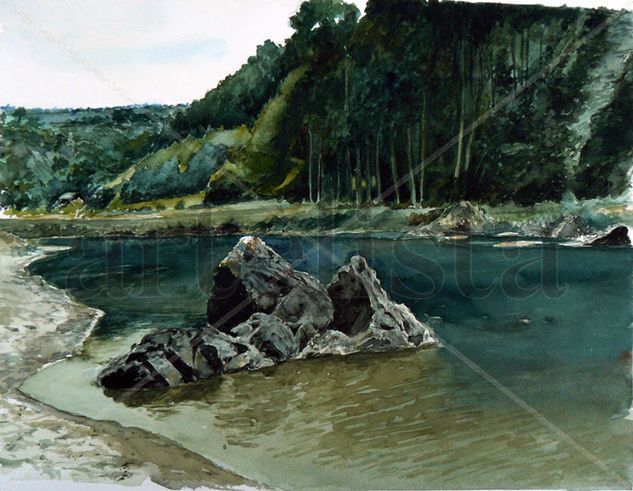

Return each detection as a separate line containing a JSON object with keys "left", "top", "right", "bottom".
{"left": 204, "top": 172, "right": 254, "bottom": 205}
{"left": 172, "top": 41, "right": 285, "bottom": 136}
{"left": 225, "top": 0, "right": 622, "bottom": 207}
{"left": 0, "top": 106, "right": 174, "bottom": 210}
{"left": 2, "top": 1, "right": 630, "bottom": 211}
{"left": 86, "top": 187, "right": 116, "bottom": 210}
{"left": 574, "top": 59, "right": 633, "bottom": 198}
{"left": 12, "top": 107, "right": 27, "bottom": 125}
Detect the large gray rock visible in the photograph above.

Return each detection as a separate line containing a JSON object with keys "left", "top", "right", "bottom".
{"left": 99, "top": 237, "right": 437, "bottom": 390}
{"left": 207, "top": 236, "right": 334, "bottom": 335}
{"left": 97, "top": 325, "right": 275, "bottom": 390}
{"left": 236, "top": 313, "right": 299, "bottom": 362}
{"left": 192, "top": 325, "right": 274, "bottom": 375}
{"left": 300, "top": 256, "right": 436, "bottom": 358}
{"left": 98, "top": 328, "right": 199, "bottom": 389}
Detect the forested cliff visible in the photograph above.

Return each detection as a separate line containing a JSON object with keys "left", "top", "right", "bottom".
{"left": 181, "top": 0, "right": 633, "bottom": 207}
{"left": 2, "top": 0, "right": 632, "bottom": 211}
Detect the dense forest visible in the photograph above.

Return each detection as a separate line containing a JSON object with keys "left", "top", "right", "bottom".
{"left": 1, "top": 0, "right": 632, "bottom": 211}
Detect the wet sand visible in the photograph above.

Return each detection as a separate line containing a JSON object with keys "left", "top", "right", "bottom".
{"left": 0, "top": 231, "right": 249, "bottom": 489}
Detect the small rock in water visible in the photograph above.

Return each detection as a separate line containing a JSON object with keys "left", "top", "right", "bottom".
{"left": 548, "top": 216, "right": 592, "bottom": 240}
{"left": 99, "top": 237, "right": 437, "bottom": 390}
{"left": 589, "top": 226, "right": 631, "bottom": 246}
{"left": 412, "top": 201, "right": 490, "bottom": 237}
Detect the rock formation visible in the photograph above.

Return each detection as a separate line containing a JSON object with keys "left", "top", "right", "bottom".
{"left": 412, "top": 201, "right": 491, "bottom": 237}
{"left": 301, "top": 256, "right": 436, "bottom": 357}
{"left": 99, "top": 237, "right": 436, "bottom": 390}
{"left": 206, "top": 236, "right": 333, "bottom": 336}
{"left": 548, "top": 216, "right": 593, "bottom": 239}
{"left": 589, "top": 226, "right": 631, "bottom": 246}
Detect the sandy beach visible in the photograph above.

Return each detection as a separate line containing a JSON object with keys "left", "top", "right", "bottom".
{"left": 0, "top": 231, "right": 248, "bottom": 490}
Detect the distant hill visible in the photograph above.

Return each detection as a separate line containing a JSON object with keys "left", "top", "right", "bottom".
{"left": 0, "top": 105, "right": 177, "bottom": 210}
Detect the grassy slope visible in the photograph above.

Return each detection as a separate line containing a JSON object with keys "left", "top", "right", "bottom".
{"left": 104, "top": 126, "right": 251, "bottom": 210}
{"left": 206, "top": 66, "right": 308, "bottom": 202}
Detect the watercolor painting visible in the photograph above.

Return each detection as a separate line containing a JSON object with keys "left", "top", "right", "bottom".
{"left": 1, "top": 0, "right": 632, "bottom": 489}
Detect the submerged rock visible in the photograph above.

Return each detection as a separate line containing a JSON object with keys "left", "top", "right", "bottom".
{"left": 589, "top": 226, "right": 631, "bottom": 246}
{"left": 99, "top": 237, "right": 436, "bottom": 390}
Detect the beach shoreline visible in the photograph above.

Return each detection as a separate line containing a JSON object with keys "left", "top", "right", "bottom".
{"left": 0, "top": 232, "right": 250, "bottom": 490}
{"left": 0, "top": 199, "right": 631, "bottom": 241}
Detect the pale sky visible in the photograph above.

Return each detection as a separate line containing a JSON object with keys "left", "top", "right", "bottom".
{"left": 0, "top": 0, "right": 630, "bottom": 109}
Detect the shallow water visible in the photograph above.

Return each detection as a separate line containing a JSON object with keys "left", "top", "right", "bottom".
{"left": 24, "top": 236, "right": 633, "bottom": 489}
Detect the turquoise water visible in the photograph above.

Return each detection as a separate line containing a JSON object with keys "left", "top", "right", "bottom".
{"left": 25, "top": 236, "right": 633, "bottom": 489}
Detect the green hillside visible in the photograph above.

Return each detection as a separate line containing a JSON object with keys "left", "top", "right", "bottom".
{"left": 2, "top": 0, "right": 632, "bottom": 213}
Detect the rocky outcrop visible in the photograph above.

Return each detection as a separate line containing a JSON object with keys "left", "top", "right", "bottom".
{"left": 99, "top": 237, "right": 436, "bottom": 390}
{"left": 97, "top": 324, "right": 277, "bottom": 390}
{"left": 413, "top": 201, "right": 491, "bottom": 237}
{"left": 589, "top": 226, "right": 631, "bottom": 246}
{"left": 548, "top": 215, "right": 592, "bottom": 239}
{"left": 206, "top": 236, "right": 334, "bottom": 335}
{"left": 301, "top": 256, "right": 436, "bottom": 358}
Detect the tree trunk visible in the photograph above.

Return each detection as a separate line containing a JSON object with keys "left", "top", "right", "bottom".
{"left": 346, "top": 146, "right": 352, "bottom": 204}
{"left": 389, "top": 127, "right": 401, "bottom": 205}
{"left": 317, "top": 138, "right": 323, "bottom": 203}
{"left": 419, "top": 93, "right": 428, "bottom": 204}
{"left": 375, "top": 132, "right": 382, "bottom": 202}
{"left": 488, "top": 45, "right": 496, "bottom": 108}
{"left": 365, "top": 140, "right": 372, "bottom": 204}
{"left": 406, "top": 126, "right": 417, "bottom": 204}
{"left": 464, "top": 53, "right": 484, "bottom": 178}
{"left": 355, "top": 146, "right": 362, "bottom": 207}
{"left": 454, "top": 43, "right": 466, "bottom": 180}
{"left": 308, "top": 128, "right": 314, "bottom": 203}
{"left": 525, "top": 27, "right": 530, "bottom": 82}
{"left": 520, "top": 30, "right": 525, "bottom": 84}
{"left": 336, "top": 162, "right": 341, "bottom": 205}
{"left": 464, "top": 126, "right": 476, "bottom": 174}
{"left": 510, "top": 35, "right": 518, "bottom": 89}
{"left": 344, "top": 61, "right": 350, "bottom": 114}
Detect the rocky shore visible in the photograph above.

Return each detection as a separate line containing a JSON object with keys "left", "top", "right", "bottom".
{"left": 1, "top": 199, "right": 632, "bottom": 243}
{"left": 0, "top": 232, "right": 246, "bottom": 489}
{"left": 410, "top": 201, "right": 631, "bottom": 245}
